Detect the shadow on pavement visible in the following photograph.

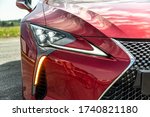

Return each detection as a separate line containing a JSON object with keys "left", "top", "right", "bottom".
{"left": 0, "top": 60, "right": 22, "bottom": 100}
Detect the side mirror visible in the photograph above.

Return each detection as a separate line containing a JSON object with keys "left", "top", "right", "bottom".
{"left": 16, "top": 0, "right": 32, "bottom": 12}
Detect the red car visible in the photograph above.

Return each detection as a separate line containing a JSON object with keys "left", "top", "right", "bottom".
{"left": 16, "top": 0, "right": 150, "bottom": 100}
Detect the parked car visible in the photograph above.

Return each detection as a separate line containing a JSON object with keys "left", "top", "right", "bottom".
{"left": 16, "top": 0, "right": 150, "bottom": 100}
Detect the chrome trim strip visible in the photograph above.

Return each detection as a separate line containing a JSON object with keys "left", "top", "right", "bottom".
{"left": 98, "top": 39, "right": 135, "bottom": 100}
{"left": 32, "top": 49, "right": 56, "bottom": 95}
{"left": 49, "top": 42, "right": 107, "bottom": 57}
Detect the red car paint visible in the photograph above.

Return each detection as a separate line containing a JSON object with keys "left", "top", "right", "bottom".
{"left": 43, "top": 1, "right": 150, "bottom": 38}
{"left": 18, "top": 0, "right": 150, "bottom": 100}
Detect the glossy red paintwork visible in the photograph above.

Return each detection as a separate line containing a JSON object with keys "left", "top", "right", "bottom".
{"left": 20, "top": 22, "right": 37, "bottom": 99}
{"left": 44, "top": 0, "right": 150, "bottom": 39}
{"left": 18, "top": 0, "right": 150, "bottom": 99}
{"left": 20, "top": 2, "right": 46, "bottom": 99}
{"left": 43, "top": 50, "right": 129, "bottom": 100}
{"left": 22, "top": 1, "right": 45, "bottom": 25}
{"left": 78, "top": 2, "right": 150, "bottom": 38}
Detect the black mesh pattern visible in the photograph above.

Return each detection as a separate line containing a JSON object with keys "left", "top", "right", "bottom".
{"left": 101, "top": 40, "right": 150, "bottom": 100}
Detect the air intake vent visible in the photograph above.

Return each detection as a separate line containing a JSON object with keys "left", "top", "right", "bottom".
{"left": 35, "top": 66, "right": 47, "bottom": 100}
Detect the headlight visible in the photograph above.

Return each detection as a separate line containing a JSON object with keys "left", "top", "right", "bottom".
{"left": 31, "top": 24, "right": 74, "bottom": 46}
{"left": 31, "top": 24, "right": 107, "bottom": 57}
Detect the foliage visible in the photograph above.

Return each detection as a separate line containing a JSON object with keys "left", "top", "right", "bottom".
{"left": 0, "top": 19, "right": 21, "bottom": 27}
{"left": 0, "top": 19, "right": 20, "bottom": 38}
{"left": 0, "top": 26, "right": 20, "bottom": 38}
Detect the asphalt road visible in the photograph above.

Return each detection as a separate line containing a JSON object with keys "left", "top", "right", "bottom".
{"left": 0, "top": 38, "right": 22, "bottom": 100}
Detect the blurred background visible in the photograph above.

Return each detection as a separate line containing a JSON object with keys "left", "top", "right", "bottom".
{"left": 0, "top": 0, "right": 38, "bottom": 99}
{"left": 0, "top": 0, "right": 38, "bottom": 38}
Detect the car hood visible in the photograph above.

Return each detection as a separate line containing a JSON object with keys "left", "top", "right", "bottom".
{"left": 64, "top": 0, "right": 150, "bottom": 39}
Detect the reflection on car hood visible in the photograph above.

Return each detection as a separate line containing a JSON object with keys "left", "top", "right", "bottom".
{"left": 64, "top": 1, "right": 150, "bottom": 38}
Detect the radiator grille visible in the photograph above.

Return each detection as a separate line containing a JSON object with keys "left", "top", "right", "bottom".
{"left": 101, "top": 40, "right": 150, "bottom": 100}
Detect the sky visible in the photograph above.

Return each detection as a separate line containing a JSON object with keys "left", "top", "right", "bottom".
{"left": 0, "top": 0, "right": 39, "bottom": 21}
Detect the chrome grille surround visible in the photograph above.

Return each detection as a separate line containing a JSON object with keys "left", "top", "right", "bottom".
{"left": 101, "top": 39, "right": 150, "bottom": 100}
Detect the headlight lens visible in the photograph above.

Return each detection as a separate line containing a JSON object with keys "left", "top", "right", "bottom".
{"left": 31, "top": 24, "right": 69, "bottom": 46}
{"left": 31, "top": 24, "right": 107, "bottom": 57}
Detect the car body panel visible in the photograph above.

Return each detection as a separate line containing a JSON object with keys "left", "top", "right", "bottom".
{"left": 19, "top": 0, "right": 149, "bottom": 99}
{"left": 79, "top": 2, "right": 150, "bottom": 38}
{"left": 44, "top": 0, "right": 150, "bottom": 38}
{"left": 20, "top": 2, "right": 45, "bottom": 99}
{"left": 43, "top": 50, "right": 130, "bottom": 100}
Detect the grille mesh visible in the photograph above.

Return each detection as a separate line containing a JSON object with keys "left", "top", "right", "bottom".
{"left": 101, "top": 40, "right": 150, "bottom": 100}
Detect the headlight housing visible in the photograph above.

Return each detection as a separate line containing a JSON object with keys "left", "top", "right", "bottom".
{"left": 31, "top": 24, "right": 76, "bottom": 47}
{"left": 31, "top": 24, "right": 107, "bottom": 57}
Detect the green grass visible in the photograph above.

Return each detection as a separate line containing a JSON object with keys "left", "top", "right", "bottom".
{"left": 0, "top": 26, "right": 20, "bottom": 38}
